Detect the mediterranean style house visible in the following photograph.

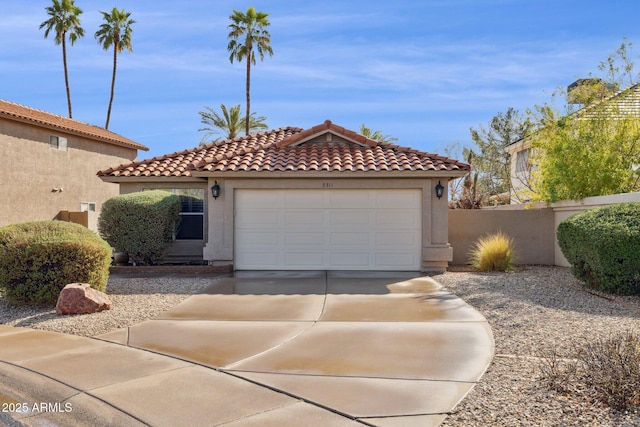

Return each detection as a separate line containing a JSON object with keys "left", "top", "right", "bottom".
{"left": 0, "top": 100, "right": 148, "bottom": 231}
{"left": 99, "top": 120, "right": 470, "bottom": 271}
{"left": 506, "top": 81, "right": 640, "bottom": 203}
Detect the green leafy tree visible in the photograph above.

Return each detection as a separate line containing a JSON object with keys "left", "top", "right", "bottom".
{"left": 227, "top": 7, "right": 273, "bottom": 136}
{"left": 39, "top": 0, "right": 84, "bottom": 118}
{"left": 530, "top": 40, "right": 640, "bottom": 202}
{"left": 95, "top": 7, "right": 135, "bottom": 129}
{"left": 198, "top": 104, "right": 268, "bottom": 143}
{"left": 359, "top": 124, "right": 398, "bottom": 143}
{"left": 531, "top": 104, "right": 640, "bottom": 202}
{"left": 469, "top": 108, "right": 533, "bottom": 201}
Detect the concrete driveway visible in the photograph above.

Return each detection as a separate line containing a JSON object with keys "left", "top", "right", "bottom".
{"left": 0, "top": 271, "right": 493, "bottom": 427}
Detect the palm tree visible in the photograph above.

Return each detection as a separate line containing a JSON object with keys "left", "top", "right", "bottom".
{"left": 227, "top": 7, "right": 273, "bottom": 136}
{"left": 359, "top": 124, "right": 398, "bottom": 143}
{"left": 95, "top": 7, "right": 135, "bottom": 129}
{"left": 198, "top": 104, "right": 268, "bottom": 144}
{"left": 39, "top": 0, "right": 84, "bottom": 118}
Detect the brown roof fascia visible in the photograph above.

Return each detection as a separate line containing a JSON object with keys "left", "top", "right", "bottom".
{"left": 0, "top": 99, "right": 148, "bottom": 151}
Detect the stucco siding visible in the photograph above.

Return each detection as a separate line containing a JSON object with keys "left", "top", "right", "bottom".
{"left": 0, "top": 118, "right": 138, "bottom": 231}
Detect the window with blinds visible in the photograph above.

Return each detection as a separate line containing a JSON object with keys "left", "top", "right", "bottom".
{"left": 148, "top": 189, "right": 205, "bottom": 240}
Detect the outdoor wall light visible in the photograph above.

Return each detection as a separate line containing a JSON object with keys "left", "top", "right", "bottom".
{"left": 435, "top": 180, "right": 445, "bottom": 199}
{"left": 211, "top": 181, "right": 221, "bottom": 199}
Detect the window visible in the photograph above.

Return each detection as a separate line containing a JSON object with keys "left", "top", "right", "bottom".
{"left": 50, "top": 135, "right": 67, "bottom": 151}
{"left": 516, "top": 149, "right": 530, "bottom": 174}
{"left": 80, "top": 202, "right": 96, "bottom": 212}
{"left": 151, "top": 189, "right": 205, "bottom": 240}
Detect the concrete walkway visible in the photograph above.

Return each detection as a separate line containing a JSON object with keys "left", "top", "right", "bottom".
{"left": 0, "top": 271, "right": 494, "bottom": 427}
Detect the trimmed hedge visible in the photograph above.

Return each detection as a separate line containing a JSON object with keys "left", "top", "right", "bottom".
{"left": 98, "top": 190, "right": 181, "bottom": 265}
{"left": 0, "top": 221, "right": 112, "bottom": 305}
{"left": 557, "top": 202, "right": 640, "bottom": 295}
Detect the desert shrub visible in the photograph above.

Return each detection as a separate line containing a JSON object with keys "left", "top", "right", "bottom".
{"left": 468, "top": 231, "right": 515, "bottom": 271}
{"left": 540, "top": 331, "right": 640, "bottom": 411}
{"left": 557, "top": 202, "right": 640, "bottom": 295}
{"left": 98, "top": 190, "right": 181, "bottom": 265}
{"left": 0, "top": 221, "right": 112, "bottom": 305}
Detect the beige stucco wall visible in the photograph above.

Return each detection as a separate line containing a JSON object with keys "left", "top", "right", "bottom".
{"left": 0, "top": 118, "right": 138, "bottom": 232}
{"left": 202, "top": 176, "right": 453, "bottom": 272}
{"left": 448, "top": 205, "right": 556, "bottom": 265}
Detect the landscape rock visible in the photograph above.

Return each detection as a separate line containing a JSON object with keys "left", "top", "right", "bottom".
{"left": 56, "top": 283, "right": 112, "bottom": 315}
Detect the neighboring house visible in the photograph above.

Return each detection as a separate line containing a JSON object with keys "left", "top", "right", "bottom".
{"left": 506, "top": 81, "right": 640, "bottom": 203}
{"left": 99, "top": 120, "right": 470, "bottom": 271}
{"left": 0, "top": 100, "right": 148, "bottom": 231}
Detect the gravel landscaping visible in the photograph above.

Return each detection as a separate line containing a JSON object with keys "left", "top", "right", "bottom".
{"left": 435, "top": 266, "right": 640, "bottom": 427}
{"left": 0, "top": 274, "right": 219, "bottom": 337}
{"left": 1, "top": 266, "right": 639, "bottom": 426}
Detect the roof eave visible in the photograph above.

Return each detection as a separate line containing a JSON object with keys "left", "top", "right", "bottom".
{"left": 98, "top": 176, "right": 206, "bottom": 183}
{"left": 0, "top": 112, "right": 148, "bottom": 151}
{"left": 190, "top": 170, "right": 470, "bottom": 179}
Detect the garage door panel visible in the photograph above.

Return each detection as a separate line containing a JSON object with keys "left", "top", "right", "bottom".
{"left": 238, "top": 190, "right": 281, "bottom": 208}
{"left": 285, "top": 191, "right": 323, "bottom": 208}
{"left": 237, "top": 251, "right": 280, "bottom": 267}
{"left": 236, "top": 231, "right": 280, "bottom": 246}
{"left": 329, "top": 252, "right": 370, "bottom": 266}
{"left": 235, "top": 189, "right": 421, "bottom": 270}
{"left": 376, "top": 191, "right": 420, "bottom": 208}
{"left": 285, "top": 232, "right": 324, "bottom": 245}
{"left": 284, "top": 252, "right": 325, "bottom": 266}
{"left": 329, "top": 232, "right": 370, "bottom": 245}
{"left": 329, "top": 210, "right": 369, "bottom": 226}
{"left": 330, "top": 191, "right": 371, "bottom": 208}
{"left": 285, "top": 211, "right": 324, "bottom": 225}
{"left": 237, "top": 210, "right": 280, "bottom": 226}
{"left": 375, "top": 231, "right": 419, "bottom": 246}
{"left": 375, "top": 252, "right": 419, "bottom": 267}
{"left": 376, "top": 211, "right": 418, "bottom": 227}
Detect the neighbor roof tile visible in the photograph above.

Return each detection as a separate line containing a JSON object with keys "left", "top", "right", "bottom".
{"left": 0, "top": 99, "right": 148, "bottom": 151}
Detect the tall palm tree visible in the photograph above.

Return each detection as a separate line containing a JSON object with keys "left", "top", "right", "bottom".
{"left": 95, "top": 7, "right": 135, "bottom": 129}
{"left": 360, "top": 124, "right": 398, "bottom": 143}
{"left": 198, "top": 104, "right": 268, "bottom": 144}
{"left": 227, "top": 7, "right": 273, "bottom": 136}
{"left": 39, "top": 0, "right": 84, "bottom": 118}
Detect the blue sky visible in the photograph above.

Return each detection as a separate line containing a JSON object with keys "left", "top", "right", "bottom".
{"left": 2, "top": 1, "right": 639, "bottom": 160}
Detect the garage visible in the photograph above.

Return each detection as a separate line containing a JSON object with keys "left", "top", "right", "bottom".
{"left": 235, "top": 188, "right": 422, "bottom": 270}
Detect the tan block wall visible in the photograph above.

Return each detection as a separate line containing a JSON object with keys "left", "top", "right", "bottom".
{"left": 449, "top": 206, "right": 556, "bottom": 265}
{"left": 0, "top": 118, "right": 139, "bottom": 231}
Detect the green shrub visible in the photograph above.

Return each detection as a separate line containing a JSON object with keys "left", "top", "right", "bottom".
{"left": 557, "top": 202, "right": 640, "bottom": 295}
{"left": 0, "top": 221, "right": 112, "bottom": 305}
{"left": 468, "top": 231, "right": 515, "bottom": 272}
{"left": 98, "top": 190, "right": 181, "bottom": 265}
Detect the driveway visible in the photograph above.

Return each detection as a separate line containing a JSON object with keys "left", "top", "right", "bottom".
{"left": 0, "top": 271, "right": 493, "bottom": 427}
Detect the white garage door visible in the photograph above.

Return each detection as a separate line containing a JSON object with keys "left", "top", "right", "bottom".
{"left": 235, "top": 189, "right": 421, "bottom": 270}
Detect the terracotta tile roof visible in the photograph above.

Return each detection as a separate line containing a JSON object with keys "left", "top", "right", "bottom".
{"left": 98, "top": 120, "right": 469, "bottom": 177}
{"left": 0, "top": 99, "right": 148, "bottom": 151}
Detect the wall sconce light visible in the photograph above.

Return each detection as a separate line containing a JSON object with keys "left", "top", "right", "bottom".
{"left": 211, "top": 181, "right": 221, "bottom": 199}
{"left": 435, "top": 180, "right": 445, "bottom": 199}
